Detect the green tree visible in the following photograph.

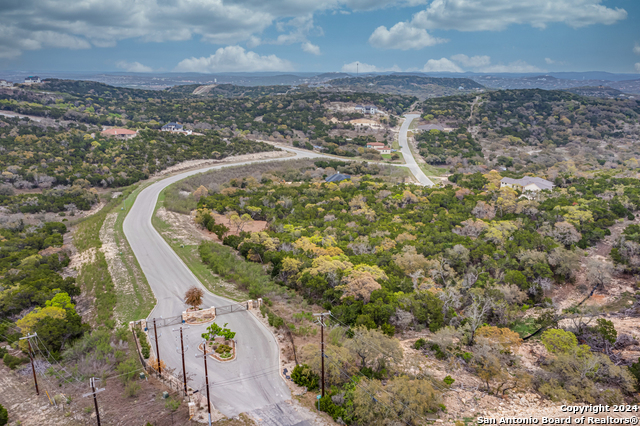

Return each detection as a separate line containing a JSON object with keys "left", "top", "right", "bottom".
{"left": 594, "top": 318, "right": 617, "bottom": 347}
{"left": 541, "top": 329, "right": 577, "bottom": 354}
{"left": 201, "top": 322, "right": 236, "bottom": 342}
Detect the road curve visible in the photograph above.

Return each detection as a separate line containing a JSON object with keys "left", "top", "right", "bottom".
{"left": 399, "top": 114, "right": 435, "bottom": 187}
{"left": 123, "top": 149, "right": 330, "bottom": 418}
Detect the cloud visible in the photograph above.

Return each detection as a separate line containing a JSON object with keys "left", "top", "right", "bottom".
{"left": 411, "top": 0, "right": 627, "bottom": 31}
{"left": 341, "top": 62, "right": 401, "bottom": 73}
{"left": 3, "top": 0, "right": 418, "bottom": 58}
{"left": 369, "top": 22, "right": 446, "bottom": 50}
{"left": 421, "top": 58, "right": 463, "bottom": 73}
{"left": 545, "top": 58, "right": 555, "bottom": 64}
{"left": 116, "top": 61, "right": 153, "bottom": 73}
{"left": 369, "top": 0, "right": 628, "bottom": 51}
{"left": 302, "top": 42, "right": 321, "bottom": 55}
{"left": 634, "top": 44, "right": 640, "bottom": 55}
{"left": 636, "top": 63, "right": 640, "bottom": 73}
{"left": 450, "top": 54, "right": 490, "bottom": 67}
{"left": 174, "top": 45, "right": 294, "bottom": 73}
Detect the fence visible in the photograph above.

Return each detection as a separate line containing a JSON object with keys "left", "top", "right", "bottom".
{"left": 146, "top": 314, "right": 184, "bottom": 330}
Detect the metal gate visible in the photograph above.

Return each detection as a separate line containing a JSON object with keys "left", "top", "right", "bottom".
{"left": 216, "top": 302, "right": 249, "bottom": 316}
{"left": 148, "top": 314, "right": 183, "bottom": 329}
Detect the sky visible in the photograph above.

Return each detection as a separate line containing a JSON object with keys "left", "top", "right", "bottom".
{"left": 1, "top": 0, "right": 639, "bottom": 74}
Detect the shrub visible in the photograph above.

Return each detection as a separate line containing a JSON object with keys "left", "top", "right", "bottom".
{"left": 413, "top": 338, "right": 426, "bottom": 350}
{"left": 268, "top": 312, "right": 285, "bottom": 328}
{"left": 0, "top": 347, "right": 7, "bottom": 359}
{"left": 443, "top": 375, "right": 455, "bottom": 386}
{"left": 2, "top": 353, "right": 28, "bottom": 370}
{"left": 0, "top": 403, "right": 7, "bottom": 426}
{"left": 215, "top": 344, "right": 232, "bottom": 354}
{"left": 461, "top": 352, "right": 473, "bottom": 362}
{"left": 291, "top": 364, "right": 320, "bottom": 390}
{"left": 116, "top": 358, "right": 140, "bottom": 384}
{"left": 429, "top": 343, "right": 447, "bottom": 360}
{"left": 136, "top": 329, "right": 151, "bottom": 359}
{"left": 629, "top": 357, "right": 640, "bottom": 391}
{"left": 125, "top": 381, "right": 141, "bottom": 398}
{"left": 541, "top": 329, "right": 577, "bottom": 354}
{"left": 222, "top": 235, "right": 242, "bottom": 249}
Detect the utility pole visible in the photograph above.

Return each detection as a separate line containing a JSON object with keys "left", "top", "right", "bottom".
{"left": 153, "top": 318, "right": 162, "bottom": 377}
{"left": 172, "top": 325, "right": 190, "bottom": 395}
{"left": 20, "top": 334, "right": 38, "bottom": 395}
{"left": 82, "top": 377, "right": 105, "bottom": 426}
{"left": 195, "top": 341, "right": 212, "bottom": 426}
{"left": 313, "top": 312, "right": 330, "bottom": 398}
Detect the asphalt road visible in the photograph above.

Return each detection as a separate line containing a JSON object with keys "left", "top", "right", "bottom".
{"left": 123, "top": 148, "right": 331, "bottom": 418}
{"left": 399, "top": 114, "right": 435, "bottom": 187}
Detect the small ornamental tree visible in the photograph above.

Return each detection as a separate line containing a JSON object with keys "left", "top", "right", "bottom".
{"left": 202, "top": 322, "right": 236, "bottom": 342}
{"left": 184, "top": 286, "right": 204, "bottom": 310}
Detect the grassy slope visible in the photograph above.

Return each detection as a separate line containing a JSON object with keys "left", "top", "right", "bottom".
{"left": 406, "top": 133, "right": 448, "bottom": 177}
{"left": 73, "top": 183, "right": 156, "bottom": 327}
{"left": 151, "top": 188, "right": 247, "bottom": 302}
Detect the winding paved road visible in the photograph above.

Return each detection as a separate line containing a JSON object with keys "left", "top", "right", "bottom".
{"left": 121, "top": 118, "right": 429, "bottom": 420}
{"left": 123, "top": 148, "right": 333, "bottom": 420}
{"left": 398, "top": 114, "right": 435, "bottom": 187}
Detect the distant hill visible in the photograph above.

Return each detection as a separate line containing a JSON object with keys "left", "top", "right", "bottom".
{"left": 563, "top": 86, "right": 631, "bottom": 99}
{"left": 166, "top": 83, "right": 308, "bottom": 98}
{"left": 40, "top": 78, "right": 184, "bottom": 99}
{"left": 326, "top": 75, "right": 484, "bottom": 99}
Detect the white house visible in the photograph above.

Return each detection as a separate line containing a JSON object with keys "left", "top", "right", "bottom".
{"left": 355, "top": 105, "right": 378, "bottom": 114}
{"left": 24, "top": 76, "right": 41, "bottom": 84}
{"left": 0, "top": 80, "right": 12, "bottom": 87}
{"left": 500, "top": 176, "right": 554, "bottom": 193}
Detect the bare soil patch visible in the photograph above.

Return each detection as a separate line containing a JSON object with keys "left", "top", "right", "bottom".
{"left": 212, "top": 213, "right": 268, "bottom": 237}
{"left": 152, "top": 150, "right": 292, "bottom": 177}
{"left": 156, "top": 207, "right": 211, "bottom": 244}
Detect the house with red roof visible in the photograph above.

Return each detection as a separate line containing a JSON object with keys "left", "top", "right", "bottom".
{"left": 100, "top": 128, "right": 138, "bottom": 140}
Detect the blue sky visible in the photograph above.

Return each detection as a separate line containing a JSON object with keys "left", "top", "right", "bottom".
{"left": 1, "top": 0, "right": 639, "bottom": 74}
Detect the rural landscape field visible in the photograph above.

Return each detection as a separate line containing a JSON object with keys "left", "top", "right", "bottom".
{"left": 1, "top": 1, "right": 640, "bottom": 425}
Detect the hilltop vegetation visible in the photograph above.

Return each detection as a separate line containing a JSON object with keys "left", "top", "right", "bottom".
{"left": 0, "top": 119, "right": 276, "bottom": 193}
{"left": 328, "top": 75, "right": 483, "bottom": 99}
{"left": 419, "top": 89, "right": 640, "bottom": 175}
{"left": 179, "top": 165, "right": 640, "bottom": 421}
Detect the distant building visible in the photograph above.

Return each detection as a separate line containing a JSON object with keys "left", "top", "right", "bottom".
{"left": 325, "top": 173, "right": 351, "bottom": 183}
{"left": 24, "top": 76, "right": 41, "bottom": 84}
{"left": 366, "top": 142, "right": 385, "bottom": 149}
{"left": 100, "top": 128, "right": 138, "bottom": 140}
{"left": 355, "top": 105, "right": 378, "bottom": 114}
{"left": 500, "top": 176, "right": 554, "bottom": 193}
{"left": 161, "top": 122, "right": 183, "bottom": 131}
{"left": 0, "top": 80, "right": 13, "bottom": 87}
{"left": 161, "top": 122, "right": 192, "bottom": 134}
